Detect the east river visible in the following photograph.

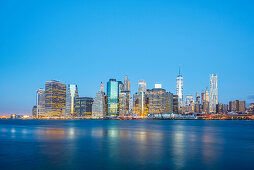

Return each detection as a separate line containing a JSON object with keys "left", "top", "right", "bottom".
{"left": 0, "top": 120, "right": 254, "bottom": 170}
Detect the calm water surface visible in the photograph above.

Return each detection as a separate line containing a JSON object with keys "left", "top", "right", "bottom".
{"left": 0, "top": 120, "right": 254, "bottom": 170}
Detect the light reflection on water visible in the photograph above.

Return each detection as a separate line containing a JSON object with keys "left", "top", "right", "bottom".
{"left": 0, "top": 120, "right": 254, "bottom": 169}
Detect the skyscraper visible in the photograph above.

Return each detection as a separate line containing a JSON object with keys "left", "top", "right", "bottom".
{"left": 147, "top": 84, "right": 173, "bottom": 114}
{"left": 92, "top": 82, "right": 106, "bottom": 117}
{"left": 119, "top": 91, "right": 130, "bottom": 116}
{"left": 119, "top": 75, "right": 131, "bottom": 116}
{"left": 138, "top": 80, "right": 147, "bottom": 93}
{"left": 32, "top": 105, "right": 37, "bottom": 118}
{"left": 202, "top": 88, "right": 209, "bottom": 114}
{"left": 45, "top": 80, "right": 66, "bottom": 118}
{"left": 36, "top": 88, "right": 45, "bottom": 118}
{"left": 65, "top": 84, "right": 79, "bottom": 117}
{"left": 209, "top": 74, "right": 218, "bottom": 113}
{"left": 173, "top": 95, "right": 178, "bottom": 113}
{"left": 184, "top": 95, "right": 195, "bottom": 113}
{"left": 107, "top": 79, "right": 119, "bottom": 117}
{"left": 229, "top": 100, "right": 246, "bottom": 113}
{"left": 133, "top": 92, "right": 149, "bottom": 117}
{"left": 75, "top": 97, "right": 93, "bottom": 117}
{"left": 176, "top": 68, "right": 183, "bottom": 108}
{"left": 124, "top": 75, "right": 130, "bottom": 91}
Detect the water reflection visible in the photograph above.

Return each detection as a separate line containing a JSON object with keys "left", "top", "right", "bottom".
{"left": 0, "top": 120, "right": 253, "bottom": 169}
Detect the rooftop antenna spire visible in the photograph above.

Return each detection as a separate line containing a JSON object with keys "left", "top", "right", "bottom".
{"left": 179, "top": 65, "right": 181, "bottom": 75}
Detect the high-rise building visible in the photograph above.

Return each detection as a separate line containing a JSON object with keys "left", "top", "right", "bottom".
{"left": 239, "top": 101, "right": 246, "bottom": 113}
{"left": 92, "top": 83, "right": 106, "bottom": 118}
{"left": 129, "top": 97, "right": 133, "bottom": 114}
{"left": 124, "top": 75, "right": 131, "bottom": 91}
{"left": 119, "top": 91, "right": 130, "bottom": 116}
{"left": 75, "top": 97, "right": 93, "bottom": 117}
{"left": 119, "top": 75, "right": 131, "bottom": 116}
{"left": 138, "top": 80, "right": 147, "bottom": 93}
{"left": 248, "top": 103, "right": 254, "bottom": 114}
{"left": 147, "top": 84, "right": 173, "bottom": 114}
{"left": 195, "top": 104, "right": 202, "bottom": 113}
{"left": 107, "top": 79, "right": 119, "bottom": 117}
{"left": 203, "top": 89, "right": 209, "bottom": 114}
{"left": 118, "top": 81, "right": 124, "bottom": 93}
{"left": 216, "top": 103, "right": 223, "bottom": 114}
{"left": 184, "top": 95, "right": 195, "bottom": 113}
{"left": 133, "top": 92, "right": 149, "bottom": 117}
{"left": 209, "top": 74, "right": 218, "bottom": 113}
{"left": 176, "top": 69, "right": 183, "bottom": 108}
{"left": 173, "top": 95, "right": 178, "bottom": 113}
{"left": 32, "top": 105, "right": 37, "bottom": 118}
{"left": 222, "top": 104, "right": 228, "bottom": 114}
{"left": 36, "top": 88, "right": 45, "bottom": 118}
{"left": 45, "top": 80, "right": 66, "bottom": 117}
{"left": 65, "top": 84, "right": 79, "bottom": 117}
{"left": 229, "top": 100, "right": 246, "bottom": 113}
{"left": 185, "top": 95, "right": 194, "bottom": 106}
{"left": 195, "top": 92, "right": 200, "bottom": 104}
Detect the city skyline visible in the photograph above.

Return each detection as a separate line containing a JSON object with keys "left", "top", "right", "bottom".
{"left": 1, "top": 0, "right": 254, "bottom": 115}
{"left": 0, "top": 71, "right": 253, "bottom": 115}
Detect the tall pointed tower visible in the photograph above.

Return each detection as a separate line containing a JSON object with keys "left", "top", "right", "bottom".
{"left": 176, "top": 67, "right": 183, "bottom": 108}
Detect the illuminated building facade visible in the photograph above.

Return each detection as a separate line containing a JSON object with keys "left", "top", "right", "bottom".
{"left": 36, "top": 88, "right": 45, "bottom": 118}
{"left": 133, "top": 92, "right": 149, "bottom": 117}
{"left": 173, "top": 95, "right": 178, "bottom": 113}
{"left": 75, "top": 97, "right": 93, "bottom": 117}
{"left": 119, "top": 91, "right": 130, "bottom": 116}
{"left": 248, "top": 103, "right": 254, "bottom": 114}
{"left": 216, "top": 103, "right": 223, "bottom": 114}
{"left": 184, "top": 95, "right": 195, "bottom": 113}
{"left": 45, "top": 80, "right": 66, "bottom": 117}
{"left": 209, "top": 74, "right": 218, "bottom": 113}
{"left": 107, "top": 79, "right": 119, "bottom": 117}
{"left": 229, "top": 100, "right": 246, "bottom": 113}
{"left": 65, "top": 84, "right": 79, "bottom": 117}
{"left": 203, "top": 89, "right": 209, "bottom": 114}
{"left": 92, "top": 82, "right": 106, "bottom": 117}
{"left": 147, "top": 84, "right": 173, "bottom": 114}
{"left": 119, "top": 75, "right": 131, "bottom": 116}
{"left": 176, "top": 70, "right": 183, "bottom": 109}
{"left": 32, "top": 105, "right": 37, "bottom": 118}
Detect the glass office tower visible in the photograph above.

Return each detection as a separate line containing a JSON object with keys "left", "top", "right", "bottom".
{"left": 74, "top": 97, "right": 93, "bottom": 117}
{"left": 107, "top": 79, "right": 119, "bottom": 117}
{"left": 45, "top": 80, "right": 66, "bottom": 118}
{"left": 92, "top": 82, "right": 106, "bottom": 117}
{"left": 36, "top": 88, "right": 45, "bottom": 118}
{"left": 147, "top": 84, "right": 173, "bottom": 114}
{"left": 66, "top": 84, "right": 79, "bottom": 117}
{"left": 209, "top": 74, "right": 218, "bottom": 113}
{"left": 176, "top": 70, "right": 183, "bottom": 108}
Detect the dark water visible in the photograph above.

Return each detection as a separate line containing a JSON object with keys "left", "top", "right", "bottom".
{"left": 0, "top": 120, "right": 254, "bottom": 170}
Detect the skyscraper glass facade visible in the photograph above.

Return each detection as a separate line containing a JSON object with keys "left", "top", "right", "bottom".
{"left": 209, "top": 74, "right": 218, "bottom": 113}
{"left": 45, "top": 80, "right": 66, "bottom": 117}
{"left": 107, "top": 79, "right": 119, "bottom": 117}
{"left": 66, "top": 84, "right": 79, "bottom": 117}
{"left": 36, "top": 88, "right": 45, "bottom": 118}
{"left": 147, "top": 86, "right": 173, "bottom": 114}
{"left": 176, "top": 73, "right": 183, "bottom": 108}
{"left": 92, "top": 83, "right": 106, "bottom": 117}
{"left": 75, "top": 97, "right": 93, "bottom": 117}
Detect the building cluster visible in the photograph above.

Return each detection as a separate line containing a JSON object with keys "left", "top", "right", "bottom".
{"left": 32, "top": 71, "right": 253, "bottom": 119}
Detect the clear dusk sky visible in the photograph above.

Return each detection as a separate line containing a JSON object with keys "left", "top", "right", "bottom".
{"left": 1, "top": 0, "right": 254, "bottom": 115}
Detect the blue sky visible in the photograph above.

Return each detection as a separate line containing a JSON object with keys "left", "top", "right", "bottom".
{"left": 1, "top": 0, "right": 254, "bottom": 115}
